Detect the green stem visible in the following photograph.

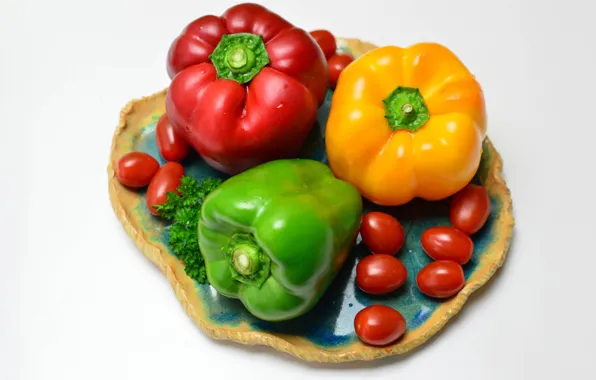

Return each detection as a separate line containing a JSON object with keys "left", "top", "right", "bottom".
{"left": 382, "top": 86, "right": 430, "bottom": 132}
{"left": 209, "top": 33, "right": 270, "bottom": 84}
{"left": 401, "top": 103, "right": 414, "bottom": 115}
{"left": 225, "top": 234, "right": 271, "bottom": 287}
{"left": 231, "top": 244, "right": 261, "bottom": 276}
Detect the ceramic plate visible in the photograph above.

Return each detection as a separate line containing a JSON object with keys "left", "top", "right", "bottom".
{"left": 108, "top": 38, "right": 514, "bottom": 363}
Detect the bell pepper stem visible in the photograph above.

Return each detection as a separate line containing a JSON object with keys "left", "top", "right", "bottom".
{"left": 226, "top": 46, "right": 254, "bottom": 70}
{"left": 383, "top": 86, "right": 430, "bottom": 132}
{"left": 209, "top": 33, "right": 270, "bottom": 84}
{"left": 225, "top": 233, "right": 271, "bottom": 287}
{"left": 401, "top": 103, "right": 414, "bottom": 115}
{"left": 231, "top": 243, "right": 261, "bottom": 276}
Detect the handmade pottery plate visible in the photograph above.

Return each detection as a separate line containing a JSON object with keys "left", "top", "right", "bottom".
{"left": 108, "top": 38, "right": 514, "bottom": 363}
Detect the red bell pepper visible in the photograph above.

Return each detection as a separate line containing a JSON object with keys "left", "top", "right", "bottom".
{"left": 165, "top": 3, "right": 329, "bottom": 175}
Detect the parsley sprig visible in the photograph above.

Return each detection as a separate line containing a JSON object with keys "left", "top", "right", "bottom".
{"left": 154, "top": 176, "right": 222, "bottom": 284}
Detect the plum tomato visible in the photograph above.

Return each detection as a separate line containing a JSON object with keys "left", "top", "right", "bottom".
{"left": 356, "top": 254, "right": 407, "bottom": 294}
{"left": 360, "top": 212, "right": 405, "bottom": 255}
{"left": 416, "top": 260, "right": 465, "bottom": 299}
{"left": 146, "top": 162, "right": 185, "bottom": 216}
{"left": 421, "top": 226, "right": 474, "bottom": 264}
{"left": 450, "top": 184, "right": 491, "bottom": 235}
{"left": 116, "top": 152, "right": 160, "bottom": 188}
{"left": 309, "top": 29, "right": 337, "bottom": 59}
{"left": 156, "top": 113, "right": 190, "bottom": 162}
{"left": 328, "top": 53, "right": 354, "bottom": 87}
{"left": 354, "top": 305, "right": 407, "bottom": 346}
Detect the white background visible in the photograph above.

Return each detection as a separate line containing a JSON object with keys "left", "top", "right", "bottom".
{"left": 1, "top": 0, "right": 595, "bottom": 379}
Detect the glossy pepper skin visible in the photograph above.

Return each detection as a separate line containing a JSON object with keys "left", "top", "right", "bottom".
{"left": 198, "top": 159, "right": 363, "bottom": 321}
{"left": 165, "top": 3, "right": 329, "bottom": 175}
{"left": 326, "top": 43, "right": 487, "bottom": 206}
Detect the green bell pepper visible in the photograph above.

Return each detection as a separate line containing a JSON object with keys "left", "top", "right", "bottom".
{"left": 198, "top": 159, "right": 363, "bottom": 322}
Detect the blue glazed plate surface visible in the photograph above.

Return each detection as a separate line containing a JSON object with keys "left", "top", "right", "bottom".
{"left": 108, "top": 38, "right": 514, "bottom": 362}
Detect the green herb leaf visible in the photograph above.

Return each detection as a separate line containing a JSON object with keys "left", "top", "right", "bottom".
{"left": 157, "top": 175, "right": 222, "bottom": 284}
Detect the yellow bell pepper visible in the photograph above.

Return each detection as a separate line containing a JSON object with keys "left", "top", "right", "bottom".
{"left": 325, "top": 43, "right": 487, "bottom": 206}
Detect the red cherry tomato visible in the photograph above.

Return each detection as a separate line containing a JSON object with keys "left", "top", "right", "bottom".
{"left": 146, "top": 162, "right": 185, "bottom": 215}
{"left": 309, "top": 29, "right": 337, "bottom": 59}
{"left": 450, "top": 184, "right": 491, "bottom": 235}
{"left": 116, "top": 152, "right": 160, "bottom": 188}
{"left": 354, "top": 305, "right": 406, "bottom": 346}
{"left": 356, "top": 254, "right": 407, "bottom": 294}
{"left": 360, "top": 212, "right": 405, "bottom": 255}
{"left": 156, "top": 113, "right": 189, "bottom": 162}
{"left": 421, "top": 226, "right": 474, "bottom": 264}
{"left": 328, "top": 53, "right": 354, "bottom": 87}
{"left": 416, "top": 260, "right": 465, "bottom": 299}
